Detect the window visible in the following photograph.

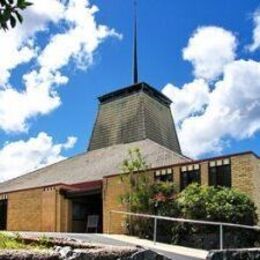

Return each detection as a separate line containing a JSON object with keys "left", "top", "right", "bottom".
{"left": 208, "top": 159, "right": 231, "bottom": 187}
{"left": 180, "top": 164, "right": 200, "bottom": 190}
{"left": 154, "top": 168, "right": 173, "bottom": 182}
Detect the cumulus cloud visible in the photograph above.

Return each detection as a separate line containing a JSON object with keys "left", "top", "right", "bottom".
{"left": 162, "top": 79, "right": 210, "bottom": 124}
{"left": 0, "top": 132, "right": 77, "bottom": 182}
{"left": 163, "top": 21, "right": 260, "bottom": 158}
{"left": 0, "top": 0, "right": 120, "bottom": 133}
{"left": 0, "top": 0, "right": 65, "bottom": 85}
{"left": 183, "top": 26, "right": 237, "bottom": 81}
{"left": 178, "top": 60, "right": 260, "bottom": 157}
{"left": 248, "top": 10, "right": 260, "bottom": 52}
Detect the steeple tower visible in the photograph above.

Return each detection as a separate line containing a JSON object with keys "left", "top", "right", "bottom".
{"left": 87, "top": 1, "right": 182, "bottom": 154}
{"left": 133, "top": 0, "right": 138, "bottom": 84}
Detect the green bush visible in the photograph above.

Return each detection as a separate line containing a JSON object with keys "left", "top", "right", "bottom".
{"left": 124, "top": 182, "right": 259, "bottom": 248}
{"left": 177, "top": 183, "right": 257, "bottom": 225}
{"left": 174, "top": 184, "right": 258, "bottom": 249}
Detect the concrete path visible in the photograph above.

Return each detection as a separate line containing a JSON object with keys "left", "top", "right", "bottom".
{"left": 13, "top": 232, "right": 208, "bottom": 260}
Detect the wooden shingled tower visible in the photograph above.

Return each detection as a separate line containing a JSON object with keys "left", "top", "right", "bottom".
{"left": 88, "top": 82, "right": 181, "bottom": 154}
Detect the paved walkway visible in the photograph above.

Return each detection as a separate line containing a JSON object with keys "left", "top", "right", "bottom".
{"left": 11, "top": 232, "right": 208, "bottom": 260}
{"left": 102, "top": 234, "right": 208, "bottom": 259}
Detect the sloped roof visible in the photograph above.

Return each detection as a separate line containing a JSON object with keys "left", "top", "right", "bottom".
{"left": 0, "top": 139, "right": 190, "bottom": 194}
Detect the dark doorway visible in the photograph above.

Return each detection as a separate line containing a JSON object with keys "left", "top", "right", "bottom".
{"left": 0, "top": 200, "right": 7, "bottom": 230}
{"left": 71, "top": 193, "right": 102, "bottom": 233}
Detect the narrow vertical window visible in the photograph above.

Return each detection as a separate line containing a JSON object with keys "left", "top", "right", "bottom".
{"left": 180, "top": 164, "right": 201, "bottom": 190}
{"left": 209, "top": 159, "right": 231, "bottom": 187}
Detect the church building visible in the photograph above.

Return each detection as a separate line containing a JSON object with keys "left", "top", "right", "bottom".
{"left": 0, "top": 80, "right": 259, "bottom": 233}
{"left": 0, "top": 4, "right": 259, "bottom": 233}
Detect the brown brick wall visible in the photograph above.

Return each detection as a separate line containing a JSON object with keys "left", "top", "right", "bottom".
{"left": 4, "top": 186, "right": 71, "bottom": 232}
{"left": 173, "top": 166, "right": 181, "bottom": 192}
{"left": 102, "top": 176, "right": 128, "bottom": 234}
{"left": 7, "top": 189, "right": 42, "bottom": 231}
{"left": 231, "top": 154, "right": 254, "bottom": 196}
{"left": 42, "top": 188, "right": 57, "bottom": 232}
{"left": 200, "top": 162, "right": 209, "bottom": 186}
{"left": 252, "top": 156, "right": 260, "bottom": 220}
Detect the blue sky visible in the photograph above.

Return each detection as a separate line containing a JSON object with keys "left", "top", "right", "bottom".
{"left": 0, "top": 0, "right": 260, "bottom": 181}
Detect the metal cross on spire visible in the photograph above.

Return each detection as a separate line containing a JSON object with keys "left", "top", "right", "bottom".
{"left": 132, "top": 0, "right": 139, "bottom": 84}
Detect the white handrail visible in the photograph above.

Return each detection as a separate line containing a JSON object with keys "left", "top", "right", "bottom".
{"left": 110, "top": 210, "right": 260, "bottom": 250}
{"left": 111, "top": 210, "right": 260, "bottom": 230}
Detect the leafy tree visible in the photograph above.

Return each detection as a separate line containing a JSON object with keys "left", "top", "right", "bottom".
{"left": 0, "top": 0, "right": 32, "bottom": 30}
{"left": 120, "top": 148, "right": 149, "bottom": 212}
{"left": 120, "top": 148, "right": 179, "bottom": 239}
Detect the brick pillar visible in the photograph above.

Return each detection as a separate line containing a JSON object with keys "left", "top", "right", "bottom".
{"left": 200, "top": 162, "right": 209, "bottom": 186}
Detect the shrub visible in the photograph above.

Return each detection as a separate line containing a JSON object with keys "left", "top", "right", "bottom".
{"left": 174, "top": 184, "right": 258, "bottom": 249}
{"left": 177, "top": 183, "right": 257, "bottom": 225}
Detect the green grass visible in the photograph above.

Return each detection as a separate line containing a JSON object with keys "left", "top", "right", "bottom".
{"left": 0, "top": 232, "right": 49, "bottom": 250}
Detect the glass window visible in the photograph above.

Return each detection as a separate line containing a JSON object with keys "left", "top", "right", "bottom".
{"left": 180, "top": 168, "right": 201, "bottom": 190}
{"left": 209, "top": 164, "right": 231, "bottom": 187}
{"left": 154, "top": 169, "right": 173, "bottom": 182}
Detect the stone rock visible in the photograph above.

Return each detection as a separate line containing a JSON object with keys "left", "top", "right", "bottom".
{"left": 59, "top": 246, "right": 73, "bottom": 258}
{"left": 129, "top": 249, "right": 171, "bottom": 260}
{"left": 207, "top": 248, "right": 260, "bottom": 260}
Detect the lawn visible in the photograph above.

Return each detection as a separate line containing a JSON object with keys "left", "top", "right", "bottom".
{"left": 0, "top": 232, "right": 48, "bottom": 250}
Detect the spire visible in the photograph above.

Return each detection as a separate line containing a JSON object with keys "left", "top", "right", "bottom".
{"left": 133, "top": 0, "right": 138, "bottom": 84}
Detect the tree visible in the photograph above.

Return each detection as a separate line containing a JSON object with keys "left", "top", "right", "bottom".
{"left": 120, "top": 148, "right": 178, "bottom": 239}
{"left": 0, "top": 0, "right": 32, "bottom": 31}
{"left": 120, "top": 148, "right": 149, "bottom": 213}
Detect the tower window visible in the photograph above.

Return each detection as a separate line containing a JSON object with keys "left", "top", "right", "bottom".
{"left": 180, "top": 164, "right": 201, "bottom": 190}
{"left": 209, "top": 159, "right": 231, "bottom": 187}
{"left": 154, "top": 168, "right": 173, "bottom": 182}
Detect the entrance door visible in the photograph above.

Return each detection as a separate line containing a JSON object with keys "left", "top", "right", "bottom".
{"left": 0, "top": 200, "right": 7, "bottom": 230}
{"left": 71, "top": 193, "right": 102, "bottom": 233}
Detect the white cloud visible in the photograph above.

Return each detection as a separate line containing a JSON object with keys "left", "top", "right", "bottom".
{"left": 183, "top": 26, "right": 237, "bottom": 81}
{"left": 248, "top": 10, "right": 260, "bottom": 52}
{"left": 163, "top": 19, "right": 260, "bottom": 158}
{"left": 165, "top": 59, "right": 260, "bottom": 158}
{"left": 0, "top": 0, "right": 121, "bottom": 133}
{"left": 0, "top": 0, "right": 65, "bottom": 85}
{"left": 0, "top": 70, "right": 67, "bottom": 132}
{"left": 162, "top": 79, "right": 210, "bottom": 124}
{"left": 0, "top": 132, "right": 77, "bottom": 182}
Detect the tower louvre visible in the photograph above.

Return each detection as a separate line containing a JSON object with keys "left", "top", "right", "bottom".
{"left": 88, "top": 82, "right": 181, "bottom": 154}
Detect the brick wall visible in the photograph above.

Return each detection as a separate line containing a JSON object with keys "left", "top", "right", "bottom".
{"left": 252, "top": 156, "right": 260, "bottom": 220}
{"left": 200, "top": 162, "right": 209, "bottom": 186}
{"left": 4, "top": 185, "right": 71, "bottom": 232}
{"left": 102, "top": 176, "right": 128, "bottom": 234}
{"left": 7, "top": 188, "right": 42, "bottom": 231}
{"left": 231, "top": 154, "right": 254, "bottom": 196}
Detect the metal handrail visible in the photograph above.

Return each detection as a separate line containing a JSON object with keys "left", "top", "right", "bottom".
{"left": 109, "top": 210, "right": 260, "bottom": 250}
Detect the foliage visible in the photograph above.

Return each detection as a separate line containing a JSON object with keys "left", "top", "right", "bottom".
{"left": 177, "top": 183, "right": 258, "bottom": 225}
{"left": 174, "top": 184, "right": 259, "bottom": 249}
{"left": 0, "top": 232, "right": 51, "bottom": 250}
{"left": 0, "top": 0, "right": 32, "bottom": 30}
{"left": 120, "top": 148, "right": 179, "bottom": 239}
{"left": 38, "top": 235, "right": 52, "bottom": 248}
{"left": 120, "top": 148, "right": 149, "bottom": 212}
